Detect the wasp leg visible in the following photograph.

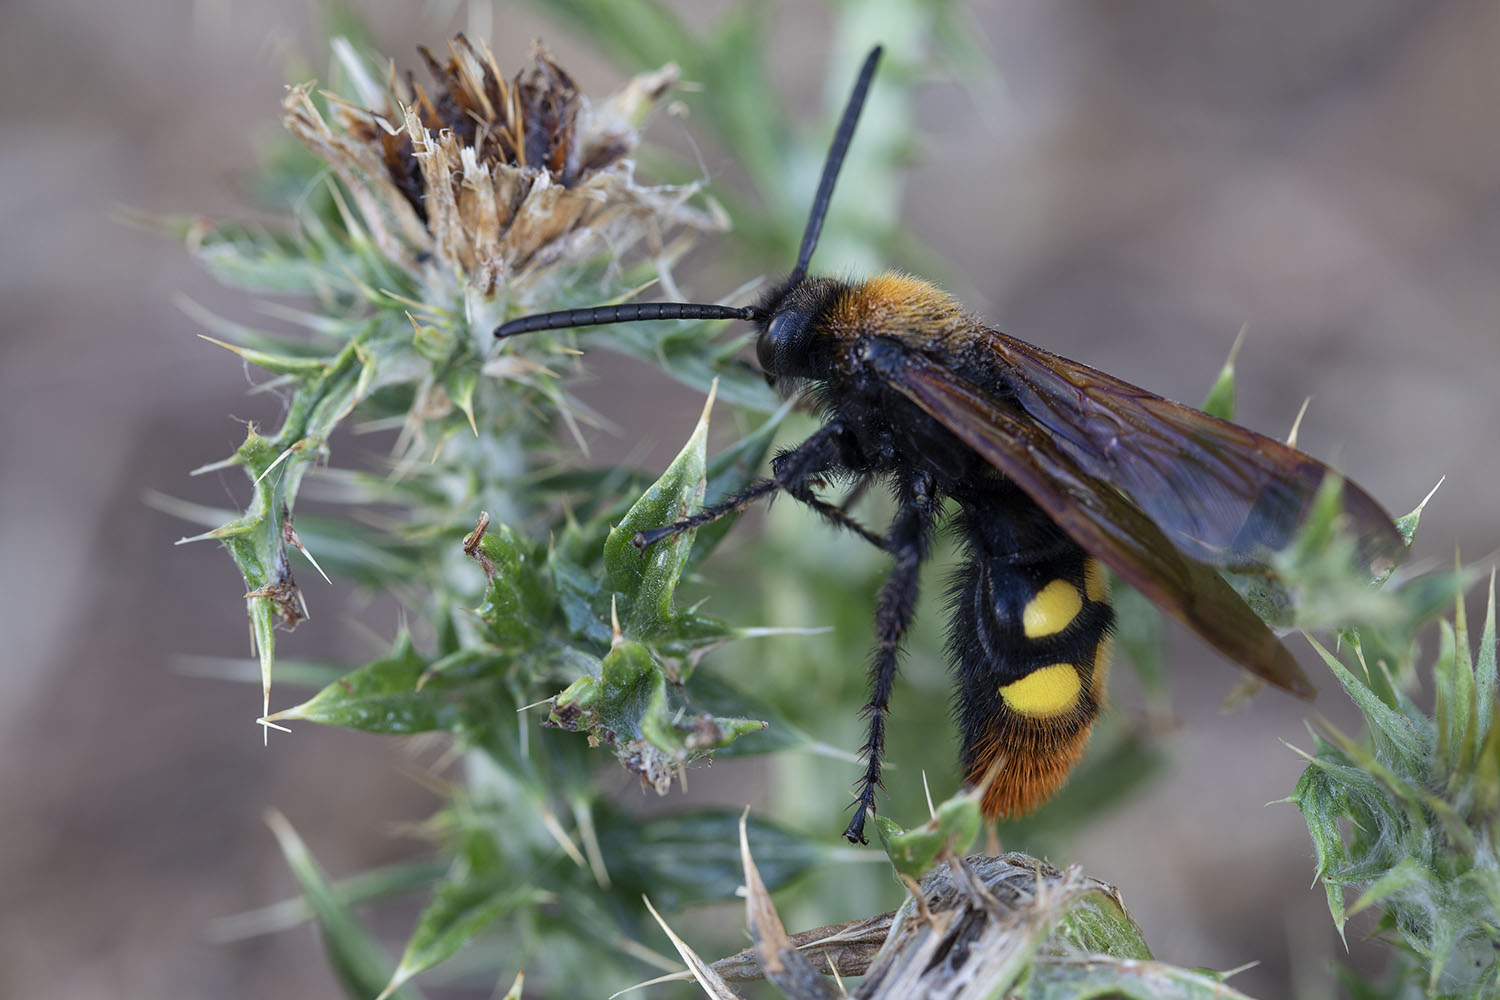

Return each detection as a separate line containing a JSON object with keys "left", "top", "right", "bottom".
{"left": 844, "top": 470, "right": 939, "bottom": 844}
{"left": 632, "top": 478, "right": 780, "bottom": 550}
{"left": 632, "top": 421, "right": 884, "bottom": 551}
{"left": 777, "top": 483, "right": 885, "bottom": 550}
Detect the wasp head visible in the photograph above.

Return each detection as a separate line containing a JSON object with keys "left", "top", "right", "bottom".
{"left": 752, "top": 276, "right": 849, "bottom": 380}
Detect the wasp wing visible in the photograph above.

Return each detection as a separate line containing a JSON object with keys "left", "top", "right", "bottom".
{"left": 884, "top": 347, "right": 1315, "bottom": 695}
{"left": 973, "top": 331, "right": 1404, "bottom": 576}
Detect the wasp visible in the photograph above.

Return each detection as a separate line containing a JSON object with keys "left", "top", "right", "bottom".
{"left": 495, "top": 47, "right": 1404, "bottom": 844}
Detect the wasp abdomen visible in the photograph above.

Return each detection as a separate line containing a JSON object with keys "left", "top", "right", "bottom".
{"left": 947, "top": 500, "right": 1115, "bottom": 819}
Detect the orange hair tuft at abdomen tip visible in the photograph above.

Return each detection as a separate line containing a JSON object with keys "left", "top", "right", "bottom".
{"left": 966, "top": 716, "right": 1097, "bottom": 819}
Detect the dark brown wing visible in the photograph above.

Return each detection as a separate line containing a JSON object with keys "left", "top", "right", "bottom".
{"left": 971, "top": 330, "right": 1404, "bottom": 576}
{"left": 883, "top": 347, "right": 1326, "bottom": 695}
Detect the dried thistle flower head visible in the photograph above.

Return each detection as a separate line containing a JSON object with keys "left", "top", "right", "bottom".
{"left": 283, "top": 35, "right": 723, "bottom": 305}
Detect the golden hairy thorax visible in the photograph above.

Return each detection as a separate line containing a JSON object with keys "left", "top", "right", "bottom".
{"left": 827, "top": 271, "right": 972, "bottom": 346}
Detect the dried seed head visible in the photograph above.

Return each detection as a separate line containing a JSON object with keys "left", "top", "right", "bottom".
{"left": 283, "top": 36, "right": 724, "bottom": 301}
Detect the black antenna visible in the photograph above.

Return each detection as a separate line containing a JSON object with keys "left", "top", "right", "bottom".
{"left": 492, "top": 45, "right": 884, "bottom": 342}
{"left": 789, "top": 45, "right": 883, "bottom": 284}
{"left": 494, "top": 302, "right": 757, "bottom": 340}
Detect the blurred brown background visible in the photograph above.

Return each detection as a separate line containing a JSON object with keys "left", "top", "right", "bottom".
{"left": 2, "top": 1, "right": 1496, "bottom": 997}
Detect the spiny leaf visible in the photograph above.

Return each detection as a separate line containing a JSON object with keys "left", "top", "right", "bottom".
{"left": 198, "top": 334, "right": 332, "bottom": 376}
{"left": 209, "top": 857, "right": 450, "bottom": 942}
{"left": 1289, "top": 760, "right": 1352, "bottom": 937}
{"left": 549, "top": 631, "right": 766, "bottom": 789}
{"left": 683, "top": 668, "right": 839, "bottom": 759}
{"left": 688, "top": 396, "right": 794, "bottom": 566}
{"left": 468, "top": 517, "right": 552, "bottom": 645}
{"left": 875, "top": 785, "right": 982, "bottom": 882}
{"left": 1347, "top": 856, "right": 1428, "bottom": 919}
{"left": 602, "top": 381, "right": 716, "bottom": 637}
{"left": 1394, "top": 477, "right": 1444, "bottom": 548}
{"left": 269, "top": 632, "right": 468, "bottom": 732}
{"left": 1305, "top": 635, "right": 1429, "bottom": 768}
{"left": 1020, "top": 959, "right": 1257, "bottom": 1000}
{"left": 381, "top": 878, "right": 549, "bottom": 999}
{"left": 265, "top": 810, "right": 420, "bottom": 1000}
{"left": 549, "top": 549, "right": 610, "bottom": 646}
{"left": 596, "top": 809, "right": 831, "bottom": 911}
{"left": 1477, "top": 571, "right": 1498, "bottom": 754}
{"left": 1434, "top": 618, "right": 1475, "bottom": 782}
{"left": 1199, "top": 325, "right": 1244, "bottom": 421}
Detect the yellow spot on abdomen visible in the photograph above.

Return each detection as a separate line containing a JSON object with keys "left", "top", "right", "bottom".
{"left": 999, "top": 663, "right": 1081, "bottom": 717}
{"left": 1023, "top": 580, "right": 1082, "bottom": 638}
{"left": 1084, "top": 558, "right": 1108, "bottom": 603}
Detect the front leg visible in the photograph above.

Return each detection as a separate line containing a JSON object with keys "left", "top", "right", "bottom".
{"left": 844, "top": 470, "right": 939, "bottom": 844}
{"left": 633, "top": 420, "right": 883, "bottom": 551}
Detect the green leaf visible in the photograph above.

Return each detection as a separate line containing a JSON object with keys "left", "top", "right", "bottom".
{"left": 1305, "top": 635, "right": 1430, "bottom": 769}
{"left": 196, "top": 227, "right": 355, "bottom": 298}
{"left": 383, "top": 876, "right": 548, "bottom": 999}
{"left": 469, "top": 518, "right": 551, "bottom": 645}
{"left": 446, "top": 366, "right": 478, "bottom": 435}
{"left": 211, "top": 857, "right": 450, "bottom": 941}
{"left": 270, "top": 632, "right": 462, "bottom": 732}
{"left": 1020, "top": 958, "right": 1257, "bottom": 999}
{"left": 876, "top": 787, "right": 981, "bottom": 881}
{"left": 1394, "top": 477, "right": 1443, "bottom": 548}
{"left": 273, "top": 511, "right": 426, "bottom": 588}
{"left": 596, "top": 809, "right": 829, "bottom": 911}
{"left": 198, "top": 333, "right": 332, "bottom": 377}
{"left": 688, "top": 397, "right": 795, "bottom": 566}
{"left": 1288, "top": 746, "right": 1353, "bottom": 937}
{"left": 1199, "top": 326, "right": 1244, "bottom": 421}
{"left": 1347, "top": 856, "right": 1429, "bottom": 919}
{"left": 602, "top": 382, "right": 715, "bottom": 637}
{"left": 265, "top": 810, "right": 420, "bottom": 1000}
{"left": 549, "top": 630, "right": 766, "bottom": 789}
{"left": 681, "top": 668, "right": 832, "bottom": 758}
{"left": 1048, "top": 891, "right": 1154, "bottom": 963}
{"left": 1477, "top": 571, "right": 1498, "bottom": 751}
{"left": 551, "top": 636, "right": 662, "bottom": 741}
{"left": 549, "top": 550, "right": 610, "bottom": 646}
{"left": 1434, "top": 618, "right": 1474, "bottom": 779}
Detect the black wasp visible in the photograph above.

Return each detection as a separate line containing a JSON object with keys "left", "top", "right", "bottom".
{"left": 495, "top": 48, "right": 1403, "bottom": 843}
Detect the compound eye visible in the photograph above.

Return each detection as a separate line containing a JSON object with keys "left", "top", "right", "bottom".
{"left": 757, "top": 310, "right": 808, "bottom": 374}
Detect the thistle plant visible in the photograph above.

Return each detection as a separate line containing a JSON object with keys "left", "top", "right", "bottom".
{"left": 172, "top": 31, "right": 784, "bottom": 992}
{"left": 167, "top": 23, "right": 922, "bottom": 997}
{"left": 1290, "top": 566, "right": 1499, "bottom": 997}
{"left": 167, "top": 11, "right": 1495, "bottom": 999}
{"left": 181, "top": 34, "right": 730, "bottom": 726}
